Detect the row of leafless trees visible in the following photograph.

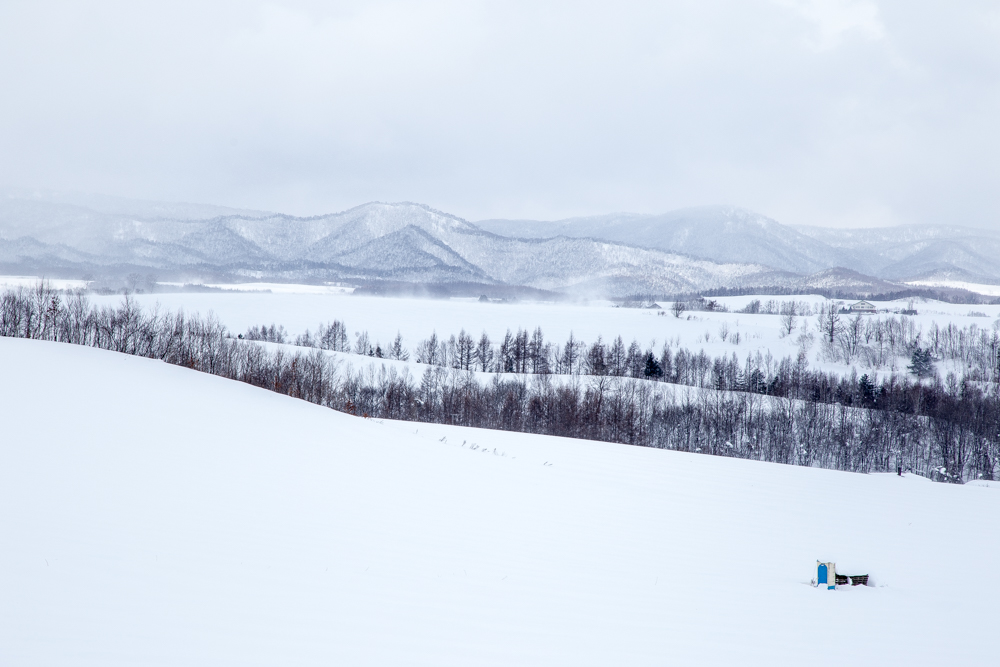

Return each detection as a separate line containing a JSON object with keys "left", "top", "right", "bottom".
{"left": 923, "top": 320, "right": 1000, "bottom": 383}
{"left": 739, "top": 298, "right": 816, "bottom": 316}
{"left": 293, "top": 317, "right": 999, "bottom": 411}
{"left": 290, "top": 307, "right": 1000, "bottom": 387}
{"left": 815, "top": 306, "right": 922, "bottom": 369}
{"left": 335, "top": 364, "right": 997, "bottom": 481}
{"left": 3, "top": 283, "right": 998, "bottom": 482}
{"left": 815, "top": 307, "right": 1000, "bottom": 381}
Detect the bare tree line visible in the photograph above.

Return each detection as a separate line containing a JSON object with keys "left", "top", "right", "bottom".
{"left": 293, "top": 297, "right": 1000, "bottom": 386}
{"left": 2, "top": 283, "right": 998, "bottom": 482}
{"left": 812, "top": 305, "right": 1000, "bottom": 383}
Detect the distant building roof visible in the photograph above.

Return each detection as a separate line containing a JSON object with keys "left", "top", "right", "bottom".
{"left": 849, "top": 300, "right": 877, "bottom": 312}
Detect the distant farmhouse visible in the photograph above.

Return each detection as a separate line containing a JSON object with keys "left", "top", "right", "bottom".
{"left": 848, "top": 300, "right": 877, "bottom": 314}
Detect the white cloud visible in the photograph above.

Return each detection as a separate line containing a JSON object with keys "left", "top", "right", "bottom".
{"left": 0, "top": 1, "right": 997, "bottom": 229}
{"left": 772, "top": 0, "right": 884, "bottom": 50}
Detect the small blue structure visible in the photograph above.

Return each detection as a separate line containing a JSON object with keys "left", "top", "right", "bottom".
{"left": 816, "top": 561, "right": 836, "bottom": 590}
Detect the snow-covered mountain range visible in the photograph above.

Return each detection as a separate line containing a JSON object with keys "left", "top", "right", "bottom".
{"left": 479, "top": 206, "right": 1000, "bottom": 284}
{"left": 2, "top": 191, "right": 997, "bottom": 296}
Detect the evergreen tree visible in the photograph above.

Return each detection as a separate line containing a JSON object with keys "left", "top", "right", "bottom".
{"left": 858, "top": 373, "right": 876, "bottom": 407}
{"left": 643, "top": 352, "right": 663, "bottom": 379}
{"left": 908, "top": 347, "right": 934, "bottom": 378}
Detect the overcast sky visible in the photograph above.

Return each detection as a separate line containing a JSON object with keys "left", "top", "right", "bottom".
{"left": 2, "top": 1, "right": 998, "bottom": 227}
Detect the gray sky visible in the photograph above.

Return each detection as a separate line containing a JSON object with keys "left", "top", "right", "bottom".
{"left": 2, "top": 1, "right": 998, "bottom": 227}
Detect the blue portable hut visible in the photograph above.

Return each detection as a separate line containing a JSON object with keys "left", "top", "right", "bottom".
{"left": 816, "top": 561, "right": 836, "bottom": 590}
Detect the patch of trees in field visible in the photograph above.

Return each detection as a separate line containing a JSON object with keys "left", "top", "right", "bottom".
{"left": 294, "top": 317, "right": 1000, "bottom": 405}
{"left": 2, "top": 283, "right": 998, "bottom": 483}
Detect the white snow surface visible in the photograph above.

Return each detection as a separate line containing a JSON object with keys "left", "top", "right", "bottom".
{"left": 0, "top": 275, "right": 89, "bottom": 290}
{"left": 2, "top": 337, "right": 999, "bottom": 665}
{"left": 906, "top": 278, "right": 1000, "bottom": 297}
{"left": 158, "top": 281, "right": 356, "bottom": 295}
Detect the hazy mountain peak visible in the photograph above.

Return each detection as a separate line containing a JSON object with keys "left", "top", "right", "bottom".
{"left": 330, "top": 201, "right": 478, "bottom": 236}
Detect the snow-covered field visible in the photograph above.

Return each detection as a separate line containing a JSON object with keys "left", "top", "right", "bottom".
{"left": 157, "top": 281, "right": 356, "bottom": 294}
{"left": 89, "top": 289, "right": 1000, "bottom": 377}
{"left": 2, "top": 337, "right": 999, "bottom": 665}
{"left": 0, "top": 275, "right": 89, "bottom": 290}
{"left": 906, "top": 278, "right": 1000, "bottom": 297}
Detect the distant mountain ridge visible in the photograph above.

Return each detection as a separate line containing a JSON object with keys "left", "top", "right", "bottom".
{"left": 0, "top": 196, "right": 791, "bottom": 296}
{"left": 478, "top": 206, "right": 1000, "bottom": 284}
{"left": 791, "top": 224, "right": 1000, "bottom": 282}
{"left": 2, "top": 192, "right": 996, "bottom": 297}
{"left": 477, "top": 207, "right": 841, "bottom": 275}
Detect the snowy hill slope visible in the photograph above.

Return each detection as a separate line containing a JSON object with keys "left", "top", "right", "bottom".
{"left": 2, "top": 337, "right": 998, "bottom": 666}
{"left": 792, "top": 267, "right": 902, "bottom": 293}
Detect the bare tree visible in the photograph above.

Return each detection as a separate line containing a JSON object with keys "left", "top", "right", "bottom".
{"left": 456, "top": 329, "right": 475, "bottom": 371}
{"left": 780, "top": 312, "right": 796, "bottom": 337}
{"left": 475, "top": 332, "right": 493, "bottom": 372}
{"left": 388, "top": 332, "right": 409, "bottom": 360}
{"left": 608, "top": 336, "right": 627, "bottom": 376}
{"left": 819, "top": 303, "right": 841, "bottom": 343}
{"left": 561, "top": 332, "right": 582, "bottom": 375}
{"left": 838, "top": 314, "right": 864, "bottom": 363}
{"left": 585, "top": 337, "right": 608, "bottom": 376}
{"left": 354, "top": 331, "right": 372, "bottom": 356}
{"left": 415, "top": 332, "right": 440, "bottom": 365}
{"left": 528, "top": 327, "right": 549, "bottom": 374}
